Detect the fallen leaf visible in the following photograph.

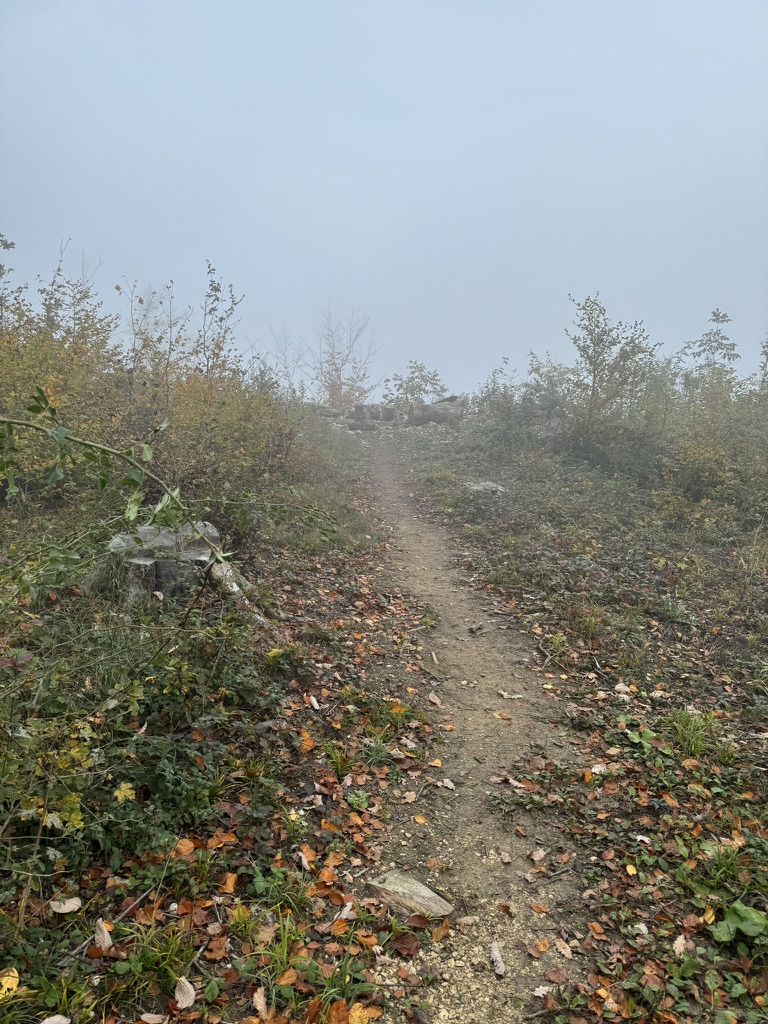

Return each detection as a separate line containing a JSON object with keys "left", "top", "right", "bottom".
{"left": 403, "top": 791, "right": 417, "bottom": 803}
{"left": 530, "top": 902, "right": 548, "bottom": 914}
{"left": 0, "top": 969, "right": 20, "bottom": 1000}
{"left": 49, "top": 897, "right": 82, "bottom": 914}
{"left": 530, "top": 849, "right": 547, "bottom": 862}
{"left": 94, "top": 919, "right": 113, "bottom": 950}
{"left": 431, "top": 917, "right": 451, "bottom": 942}
{"left": 327, "top": 999, "right": 350, "bottom": 1023}
{"left": 253, "top": 987, "right": 268, "bottom": 1016}
{"left": 533, "top": 986, "right": 552, "bottom": 998}
{"left": 426, "top": 857, "right": 442, "bottom": 870}
{"left": 554, "top": 937, "right": 573, "bottom": 959}
{"left": 349, "top": 1005, "right": 382, "bottom": 1022}
{"left": 490, "top": 941, "right": 506, "bottom": 977}
{"left": 41, "top": 1017, "right": 72, "bottom": 1024}
{"left": 391, "top": 932, "right": 421, "bottom": 957}
{"left": 207, "top": 830, "right": 237, "bottom": 850}
{"left": 625, "top": 864, "right": 637, "bottom": 876}
{"left": 672, "top": 934, "right": 687, "bottom": 956}
{"left": 217, "top": 872, "right": 238, "bottom": 894}
{"left": 174, "top": 838, "right": 195, "bottom": 857}
{"left": 139, "top": 1015, "right": 166, "bottom": 1024}
{"left": 546, "top": 966, "right": 568, "bottom": 984}
{"left": 174, "top": 977, "right": 196, "bottom": 1009}
{"left": 406, "top": 914, "right": 430, "bottom": 929}
{"left": 276, "top": 967, "right": 298, "bottom": 986}
{"left": 413, "top": 815, "right": 427, "bottom": 825}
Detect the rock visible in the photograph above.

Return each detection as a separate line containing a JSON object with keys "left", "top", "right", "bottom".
{"left": 87, "top": 522, "right": 221, "bottom": 603}
{"left": 368, "top": 869, "right": 454, "bottom": 918}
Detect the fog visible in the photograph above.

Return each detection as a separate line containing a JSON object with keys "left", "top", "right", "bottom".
{"left": 2, "top": 0, "right": 767, "bottom": 391}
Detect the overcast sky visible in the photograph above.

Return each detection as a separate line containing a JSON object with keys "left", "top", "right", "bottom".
{"left": 2, "top": 1, "right": 767, "bottom": 392}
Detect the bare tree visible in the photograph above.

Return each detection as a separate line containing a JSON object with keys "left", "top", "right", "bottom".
{"left": 308, "top": 305, "right": 379, "bottom": 409}
{"left": 268, "top": 322, "right": 308, "bottom": 393}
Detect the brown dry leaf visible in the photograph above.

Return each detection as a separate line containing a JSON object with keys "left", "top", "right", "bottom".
{"left": 354, "top": 931, "right": 379, "bottom": 949}
{"left": 276, "top": 967, "right": 298, "bottom": 986}
{"left": 406, "top": 914, "right": 430, "bottom": 929}
{"left": 325, "top": 850, "right": 345, "bottom": 869}
{"left": 431, "top": 917, "right": 450, "bottom": 943}
{"left": 587, "top": 921, "right": 606, "bottom": 940}
{"left": 554, "top": 937, "right": 573, "bottom": 959}
{"left": 527, "top": 938, "right": 550, "bottom": 958}
{"left": 330, "top": 918, "right": 349, "bottom": 936}
{"left": 425, "top": 857, "right": 442, "bottom": 871}
{"left": 530, "top": 849, "right": 547, "bottom": 862}
{"left": 203, "top": 935, "right": 229, "bottom": 961}
{"left": 134, "top": 905, "right": 157, "bottom": 926}
{"left": 413, "top": 815, "right": 427, "bottom": 825}
{"left": 327, "top": 1000, "right": 350, "bottom": 1023}
{"left": 546, "top": 966, "right": 568, "bottom": 984}
{"left": 207, "top": 830, "right": 237, "bottom": 850}
{"left": 403, "top": 791, "right": 417, "bottom": 803}
{"left": 530, "top": 903, "right": 548, "bottom": 914}
{"left": 492, "top": 711, "right": 511, "bottom": 720}
{"left": 217, "top": 872, "right": 238, "bottom": 894}
{"left": 391, "top": 932, "right": 421, "bottom": 958}
{"left": 500, "top": 851, "right": 512, "bottom": 864}
{"left": 174, "top": 837, "right": 195, "bottom": 857}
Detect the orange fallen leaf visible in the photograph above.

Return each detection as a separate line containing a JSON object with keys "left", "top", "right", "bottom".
{"left": 327, "top": 999, "right": 350, "bottom": 1023}
{"left": 530, "top": 903, "right": 548, "bottom": 914}
{"left": 174, "top": 838, "right": 195, "bottom": 857}
{"left": 217, "top": 872, "right": 238, "bottom": 894}
{"left": 276, "top": 967, "right": 298, "bottom": 985}
{"left": 207, "top": 831, "right": 237, "bottom": 850}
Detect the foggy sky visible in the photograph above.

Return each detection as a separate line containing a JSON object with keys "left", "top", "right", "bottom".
{"left": 2, "top": 0, "right": 767, "bottom": 392}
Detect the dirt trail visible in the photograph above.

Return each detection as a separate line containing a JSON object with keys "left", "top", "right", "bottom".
{"left": 365, "top": 435, "right": 582, "bottom": 1023}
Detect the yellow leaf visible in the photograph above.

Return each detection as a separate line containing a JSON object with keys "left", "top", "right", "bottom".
{"left": 702, "top": 905, "right": 715, "bottom": 924}
{"left": 429, "top": 759, "right": 442, "bottom": 767}
{"left": 626, "top": 864, "right": 637, "bottom": 875}
{"left": 350, "top": 1004, "right": 382, "bottom": 1022}
{"left": 113, "top": 782, "right": 136, "bottom": 803}
{"left": 0, "top": 968, "right": 19, "bottom": 1000}
{"left": 414, "top": 815, "right": 427, "bottom": 825}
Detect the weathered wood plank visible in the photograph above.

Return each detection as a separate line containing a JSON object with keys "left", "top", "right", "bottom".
{"left": 367, "top": 869, "right": 454, "bottom": 918}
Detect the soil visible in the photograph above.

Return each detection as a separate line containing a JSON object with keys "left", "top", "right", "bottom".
{"left": 363, "top": 433, "right": 585, "bottom": 1023}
